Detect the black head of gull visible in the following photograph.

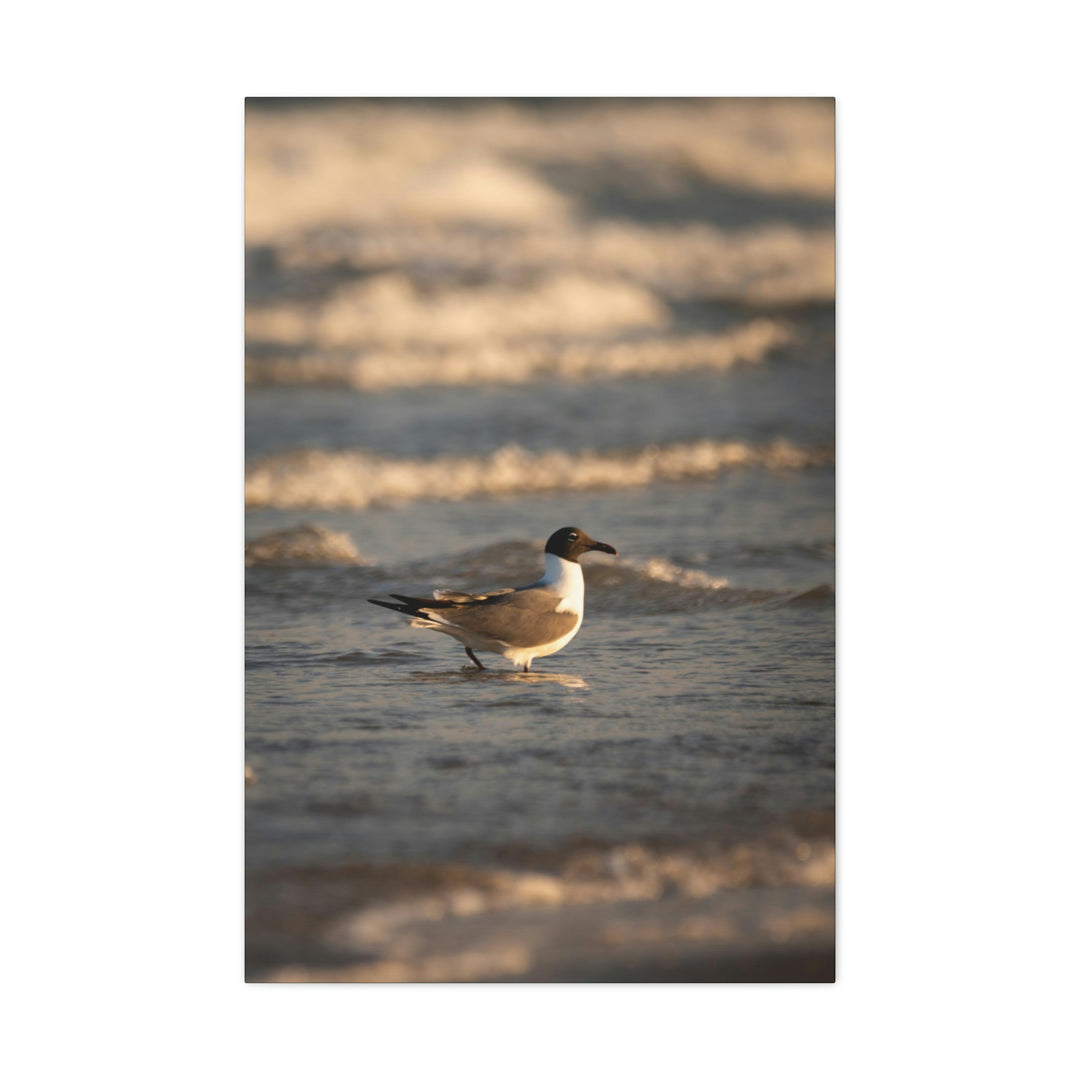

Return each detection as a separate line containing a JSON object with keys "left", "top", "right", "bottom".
{"left": 545, "top": 526, "right": 618, "bottom": 563}
{"left": 369, "top": 526, "right": 617, "bottom": 672}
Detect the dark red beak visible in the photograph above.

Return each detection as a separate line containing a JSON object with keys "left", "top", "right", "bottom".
{"left": 589, "top": 540, "right": 617, "bottom": 555}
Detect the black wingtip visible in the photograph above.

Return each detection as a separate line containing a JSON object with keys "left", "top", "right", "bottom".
{"left": 368, "top": 598, "right": 406, "bottom": 612}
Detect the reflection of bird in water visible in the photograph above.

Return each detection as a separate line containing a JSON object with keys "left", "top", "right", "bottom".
{"left": 369, "top": 527, "right": 617, "bottom": 672}
{"left": 408, "top": 670, "right": 589, "bottom": 690}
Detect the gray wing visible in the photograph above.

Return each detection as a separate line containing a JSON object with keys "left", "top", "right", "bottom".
{"left": 431, "top": 587, "right": 578, "bottom": 647}
{"left": 432, "top": 588, "right": 514, "bottom": 602}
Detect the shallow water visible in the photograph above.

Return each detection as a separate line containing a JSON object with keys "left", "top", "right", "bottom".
{"left": 245, "top": 98, "right": 834, "bottom": 981}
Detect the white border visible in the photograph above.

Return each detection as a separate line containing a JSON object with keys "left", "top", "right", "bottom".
{"left": 5, "top": 3, "right": 1078, "bottom": 1078}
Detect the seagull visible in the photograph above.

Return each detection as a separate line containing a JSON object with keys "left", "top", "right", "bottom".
{"left": 368, "top": 526, "right": 617, "bottom": 672}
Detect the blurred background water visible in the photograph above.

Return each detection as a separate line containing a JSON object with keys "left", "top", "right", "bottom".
{"left": 245, "top": 98, "right": 835, "bottom": 982}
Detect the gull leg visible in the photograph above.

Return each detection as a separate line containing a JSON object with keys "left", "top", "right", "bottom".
{"left": 465, "top": 647, "right": 485, "bottom": 671}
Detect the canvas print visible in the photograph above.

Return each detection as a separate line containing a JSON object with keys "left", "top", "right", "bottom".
{"left": 245, "top": 98, "right": 835, "bottom": 982}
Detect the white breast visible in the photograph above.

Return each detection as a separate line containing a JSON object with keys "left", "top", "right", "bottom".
{"left": 536, "top": 553, "right": 585, "bottom": 615}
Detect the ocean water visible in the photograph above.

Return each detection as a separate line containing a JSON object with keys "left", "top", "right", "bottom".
{"left": 245, "top": 98, "right": 835, "bottom": 982}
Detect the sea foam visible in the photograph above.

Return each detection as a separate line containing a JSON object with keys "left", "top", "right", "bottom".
{"left": 245, "top": 438, "right": 834, "bottom": 510}
{"left": 246, "top": 319, "right": 793, "bottom": 389}
{"left": 244, "top": 523, "right": 369, "bottom": 566}
{"left": 261, "top": 834, "right": 835, "bottom": 982}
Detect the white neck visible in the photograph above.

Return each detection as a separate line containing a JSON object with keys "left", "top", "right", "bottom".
{"left": 537, "top": 553, "right": 585, "bottom": 610}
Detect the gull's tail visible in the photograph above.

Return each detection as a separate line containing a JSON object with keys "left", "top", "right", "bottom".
{"left": 368, "top": 594, "right": 455, "bottom": 621}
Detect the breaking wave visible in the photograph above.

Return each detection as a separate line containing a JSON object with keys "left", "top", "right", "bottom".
{"left": 246, "top": 99, "right": 834, "bottom": 244}
{"left": 391, "top": 543, "right": 736, "bottom": 600}
{"left": 257, "top": 831, "right": 834, "bottom": 982}
{"left": 245, "top": 271, "right": 668, "bottom": 350}
{"left": 245, "top": 438, "right": 834, "bottom": 510}
{"left": 244, "top": 523, "right": 369, "bottom": 566}
{"left": 611, "top": 556, "right": 728, "bottom": 591}
{"left": 261, "top": 222, "right": 834, "bottom": 311}
{"left": 245, "top": 319, "right": 794, "bottom": 389}
{"left": 587, "top": 557, "right": 832, "bottom": 613}
{"left": 244, "top": 536, "right": 832, "bottom": 614}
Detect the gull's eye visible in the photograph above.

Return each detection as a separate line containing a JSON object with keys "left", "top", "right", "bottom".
{"left": 568, "top": 532, "right": 578, "bottom": 540}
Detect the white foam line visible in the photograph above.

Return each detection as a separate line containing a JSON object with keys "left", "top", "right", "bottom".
{"left": 245, "top": 438, "right": 834, "bottom": 509}
{"left": 245, "top": 319, "right": 795, "bottom": 390}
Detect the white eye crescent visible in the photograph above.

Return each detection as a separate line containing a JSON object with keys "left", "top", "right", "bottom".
{"left": 569, "top": 532, "right": 578, "bottom": 540}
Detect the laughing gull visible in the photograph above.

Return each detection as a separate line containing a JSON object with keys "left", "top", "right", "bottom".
{"left": 368, "top": 526, "right": 617, "bottom": 671}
